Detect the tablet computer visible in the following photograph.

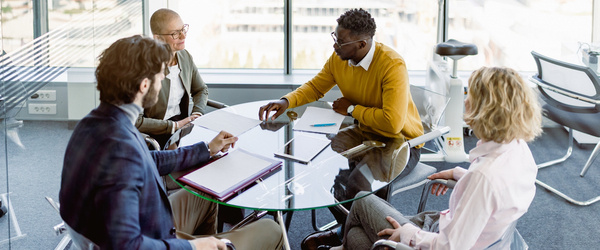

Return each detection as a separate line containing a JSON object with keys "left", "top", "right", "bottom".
{"left": 274, "top": 133, "right": 331, "bottom": 164}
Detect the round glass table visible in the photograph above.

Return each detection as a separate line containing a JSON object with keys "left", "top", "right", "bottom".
{"left": 165, "top": 100, "right": 405, "bottom": 249}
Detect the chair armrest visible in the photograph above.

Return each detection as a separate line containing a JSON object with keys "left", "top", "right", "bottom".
{"left": 529, "top": 76, "right": 600, "bottom": 105}
{"left": 140, "top": 133, "right": 161, "bottom": 151}
{"left": 406, "top": 126, "right": 450, "bottom": 148}
{"left": 207, "top": 99, "right": 228, "bottom": 109}
{"left": 417, "top": 179, "right": 457, "bottom": 213}
{"left": 430, "top": 178, "right": 457, "bottom": 188}
{"left": 371, "top": 239, "right": 413, "bottom": 250}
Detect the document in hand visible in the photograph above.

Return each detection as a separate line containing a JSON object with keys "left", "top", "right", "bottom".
{"left": 192, "top": 110, "right": 262, "bottom": 137}
{"left": 293, "top": 106, "right": 345, "bottom": 134}
{"left": 177, "top": 149, "right": 282, "bottom": 201}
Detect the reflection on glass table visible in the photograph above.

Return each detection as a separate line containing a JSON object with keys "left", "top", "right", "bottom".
{"left": 163, "top": 100, "right": 419, "bottom": 250}
{"left": 165, "top": 100, "right": 408, "bottom": 211}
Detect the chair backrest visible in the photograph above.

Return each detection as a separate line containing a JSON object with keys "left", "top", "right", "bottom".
{"left": 410, "top": 85, "right": 449, "bottom": 133}
{"left": 45, "top": 196, "right": 100, "bottom": 249}
{"left": 484, "top": 220, "right": 528, "bottom": 250}
{"left": 418, "top": 182, "right": 528, "bottom": 250}
{"left": 64, "top": 223, "right": 100, "bottom": 250}
{"left": 531, "top": 51, "right": 600, "bottom": 113}
{"left": 409, "top": 85, "right": 450, "bottom": 152}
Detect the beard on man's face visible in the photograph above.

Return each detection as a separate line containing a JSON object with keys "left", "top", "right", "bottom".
{"left": 141, "top": 78, "right": 160, "bottom": 109}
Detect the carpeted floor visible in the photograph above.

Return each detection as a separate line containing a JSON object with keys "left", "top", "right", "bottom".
{"left": 1, "top": 120, "right": 599, "bottom": 249}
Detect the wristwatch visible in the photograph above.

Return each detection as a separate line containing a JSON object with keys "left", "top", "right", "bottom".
{"left": 347, "top": 105, "right": 355, "bottom": 116}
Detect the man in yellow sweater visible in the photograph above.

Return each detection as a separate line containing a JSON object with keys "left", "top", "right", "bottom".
{"left": 259, "top": 7, "right": 423, "bottom": 173}
{"left": 259, "top": 9, "right": 424, "bottom": 249}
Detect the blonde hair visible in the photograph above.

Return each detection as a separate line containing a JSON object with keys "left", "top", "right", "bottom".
{"left": 150, "top": 8, "right": 180, "bottom": 35}
{"left": 464, "top": 67, "right": 542, "bottom": 143}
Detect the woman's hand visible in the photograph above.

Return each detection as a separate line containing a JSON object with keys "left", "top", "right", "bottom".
{"left": 377, "top": 216, "right": 403, "bottom": 242}
{"left": 427, "top": 169, "right": 454, "bottom": 196}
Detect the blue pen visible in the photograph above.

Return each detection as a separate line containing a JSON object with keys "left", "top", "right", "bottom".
{"left": 311, "top": 123, "right": 336, "bottom": 127}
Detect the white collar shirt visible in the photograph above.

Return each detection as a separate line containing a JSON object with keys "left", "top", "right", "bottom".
{"left": 348, "top": 41, "right": 375, "bottom": 71}
{"left": 163, "top": 64, "right": 184, "bottom": 120}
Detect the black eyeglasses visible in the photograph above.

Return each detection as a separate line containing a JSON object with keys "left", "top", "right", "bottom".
{"left": 158, "top": 24, "right": 189, "bottom": 40}
{"left": 331, "top": 31, "right": 364, "bottom": 47}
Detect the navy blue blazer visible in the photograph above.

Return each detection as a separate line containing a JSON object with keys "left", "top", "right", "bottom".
{"left": 60, "top": 102, "right": 210, "bottom": 249}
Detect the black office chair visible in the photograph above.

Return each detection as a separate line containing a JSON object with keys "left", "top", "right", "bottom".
{"left": 530, "top": 51, "right": 600, "bottom": 206}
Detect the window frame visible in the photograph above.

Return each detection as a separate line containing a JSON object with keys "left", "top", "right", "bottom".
{"left": 27, "top": 0, "right": 600, "bottom": 75}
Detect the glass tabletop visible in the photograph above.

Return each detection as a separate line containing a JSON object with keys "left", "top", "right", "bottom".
{"left": 165, "top": 100, "right": 405, "bottom": 212}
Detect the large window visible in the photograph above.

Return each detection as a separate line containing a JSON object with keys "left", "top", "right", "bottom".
{"left": 0, "top": 0, "right": 596, "bottom": 71}
{"left": 1, "top": 0, "right": 143, "bottom": 67}
{"left": 1, "top": 0, "right": 34, "bottom": 54}
{"left": 292, "top": 0, "right": 439, "bottom": 70}
{"left": 169, "top": 0, "right": 285, "bottom": 69}
{"left": 448, "top": 0, "right": 593, "bottom": 71}
{"left": 47, "top": 0, "right": 144, "bottom": 67}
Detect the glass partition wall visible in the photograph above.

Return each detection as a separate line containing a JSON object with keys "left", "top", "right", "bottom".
{"left": 0, "top": 0, "right": 144, "bottom": 248}
{"left": 0, "top": 0, "right": 596, "bottom": 248}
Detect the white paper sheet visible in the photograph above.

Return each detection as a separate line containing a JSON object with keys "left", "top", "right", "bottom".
{"left": 192, "top": 110, "right": 262, "bottom": 137}
{"left": 293, "top": 106, "right": 345, "bottom": 134}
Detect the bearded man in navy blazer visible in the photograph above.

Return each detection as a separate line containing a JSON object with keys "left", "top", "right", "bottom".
{"left": 59, "top": 35, "right": 283, "bottom": 250}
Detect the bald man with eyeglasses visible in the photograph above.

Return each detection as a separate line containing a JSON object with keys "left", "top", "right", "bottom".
{"left": 135, "top": 8, "right": 209, "bottom": 148}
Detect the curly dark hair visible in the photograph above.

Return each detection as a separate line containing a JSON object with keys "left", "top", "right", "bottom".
{"left": 96, "top": 35, "right": 171, "bottom": 105}
{"left": 337, "top": 8, "right": 376, "bottom": 38}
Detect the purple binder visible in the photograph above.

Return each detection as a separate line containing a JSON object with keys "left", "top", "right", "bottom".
{"left": 177, "top": 149, "right": 282, "bottom": 201}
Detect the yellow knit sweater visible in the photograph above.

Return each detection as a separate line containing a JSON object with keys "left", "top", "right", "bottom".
{"left": 283, "top": 42, "right": 423, "bottom": 140}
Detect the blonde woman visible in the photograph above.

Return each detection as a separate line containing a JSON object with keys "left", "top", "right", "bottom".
{"left": 320, "top": 67, "right": 542, "bottom": 250}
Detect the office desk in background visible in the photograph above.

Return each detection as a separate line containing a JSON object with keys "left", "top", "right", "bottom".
{"left": 164, "top": 100, "right": 402, "bottom": 249}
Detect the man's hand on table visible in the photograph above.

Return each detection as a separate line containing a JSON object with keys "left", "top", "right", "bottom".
{"left": 332, "top": 97, "right": 353, "bottom": 115}
{"left": 258, "top": 99, "right": 289, "bottom": 121}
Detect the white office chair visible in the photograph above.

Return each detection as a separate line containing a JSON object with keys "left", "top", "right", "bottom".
{"left": 386, "top": 85, "right": 450, "bottom": 200}
{"left": 371, "top": 179, "right": 528, "bottom": 250}
{"left": 46, "top": 196, "right": 100, "bottom": 250}
{"left": 311, "top": 85, "right": 450, "bottom": 231}
{"left": 63, "top": 223, "right": 100, "bottom": 250}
